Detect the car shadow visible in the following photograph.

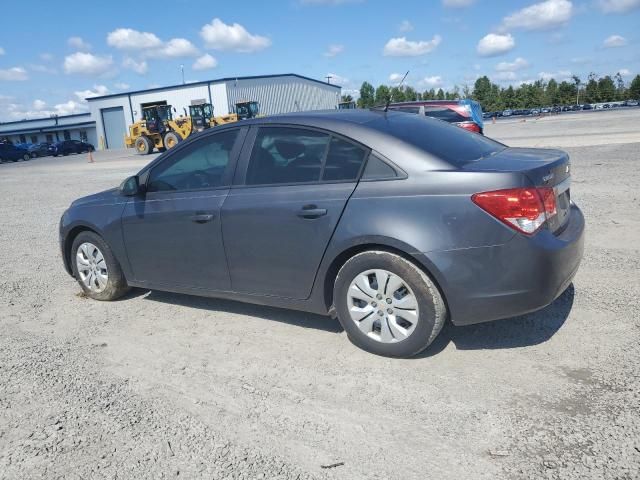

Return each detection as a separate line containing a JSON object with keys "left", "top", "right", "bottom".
{"left": 418, "top": 284, "right": 575, "bottom": 358}
{"left": 139, "top": 289, "right": 344, "bottom": 333}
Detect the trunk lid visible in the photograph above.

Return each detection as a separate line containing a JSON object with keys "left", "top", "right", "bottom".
{"left": 465, "top": 147, "right": 572, "bottom": 233}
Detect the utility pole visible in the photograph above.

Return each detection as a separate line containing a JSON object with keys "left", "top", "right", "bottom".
{"left": 181, "top": 64, "right": 185, "bottom": 85}
{"left": 325, "top": 75, "right": 332, "bottom": 84}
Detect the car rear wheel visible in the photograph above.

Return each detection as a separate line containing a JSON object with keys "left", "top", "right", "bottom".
{"left": 334, "top": 251, "right": 447, "bottom": 357}
{"left": 23, "top": 153, "right": 31, "bottom": 161}
{"left": 71, "top": 231, "right": 130, "bottom": 301}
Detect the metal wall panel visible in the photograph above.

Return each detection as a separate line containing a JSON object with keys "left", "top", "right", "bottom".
{"left": 225, "top": 76, "right": 340, "bottom": 115}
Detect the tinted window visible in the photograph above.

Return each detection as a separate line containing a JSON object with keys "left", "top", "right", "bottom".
{"left": 246, "top": 127, "right": 330, "bottom": 185}
{"left": 390, "top": 106, "right": 421, "bottom": 114}
{"left": 322, "top": 137, "right": 367, "bottom": 181}
{"left": 376, "top": 113, "right": 504, "bottom": 166}
{"left": 423, "top": 107, "right": 468, "bottom": 123}
{"left": 147, "top": 130, "right": 238, "bottom": 192}
{"left": 362, "top": 153, "right": 398, "bottom": 180}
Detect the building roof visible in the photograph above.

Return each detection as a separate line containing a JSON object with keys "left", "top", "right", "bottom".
{"left": 86, "top": 73, "right": 341, "bottom": 102}
{"left": 0, "top": 112, "right": 91, "bottom": 127}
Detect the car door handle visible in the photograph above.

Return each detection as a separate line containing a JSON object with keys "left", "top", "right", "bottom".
{"left": 296, "top": 205, "right": 327, "bottom": 219}
{"left": 190, "top": 213, "right": 215, "bottom": 223}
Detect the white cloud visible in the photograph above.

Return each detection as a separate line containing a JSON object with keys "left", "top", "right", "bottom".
{"left": 420, "top": 75, "right": 443, "bottom": 88}
{"left": 33, "top": 99, "right": 46, "bottom": 110}
{"left": 192, "top": 53, "right": 218, "bottom": 71}
{"left": 383, "top": 35, "right": 442, "bottom": 56}
{"left": 0, "top": 67, "right": 29, "bottom": 81}
{"left": 399, "top": 20, "right": 414, "bottom": 32}
{"left": 74, "top": 85, "right": 110, "bottom": 102}
{"left": 501, "top": 0, "right": 573, "bottom": 31}
{"left": 495, "top": 71, "right": 518, "bottom": 82}
{"left": 107, "top": 28, "right": 162, "bottom": 50}
{"left": 148, "top": 38, "right": 199, "bottom": 58}
{"left": 323, "top": 44, "right": 344, "bottom": 57}
{"left": 618, "top": 68, "right": 631, "bottom": 76}
{"left": 476, "top": 33, "right": 515, "bottom": 57}
{"left": 495, "top": 57, "right": 529, "bottom": 72}
{"left": 67, "top": 36, "right": 92, "bottom": 51}
{"left": 598, "top": 0, "right": 640, "bottom": 12}
{"left": 64, "top": 52, "right": 114, "bottom": 76}
{"left": 539, "top": 70, "right": 572, "bottom": 81}
{"left": 442, "top": 0, "right": 475, "bottom": 7}
{"left": 0, "top": 47, "right": 5, "bottom": 55}
{"left": 114, "top": 82, "right": 130, "bottom": 90}
{"left": 40, "top": 53, "right": 54, "bottom": 62}
{"left": 122, "top": 57, "right": 148, "bottom": 75}
{"left": 603, "top": 34, "right": 627, "bottom": 47}
{"left": 53, "top": 100, "right": 88, "bottom": 116}
{"left": 200, "top": 18, "right": 271, "bottom": 52}
{"left": 389, "top": 72, "right": 404, "bottom": 83}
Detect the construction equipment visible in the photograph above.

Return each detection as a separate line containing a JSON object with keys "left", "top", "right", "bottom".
{"left": 125, "top": 101, "right": 261, "bottom": 155}
{"left": 125, "top": 104, "right": 191, "bottom": 155}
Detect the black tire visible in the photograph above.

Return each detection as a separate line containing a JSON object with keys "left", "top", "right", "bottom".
{"left": 23, "top": 153, "right": 31, "bottom": 161}
{"left": 134, "top": 136, "right": 153, "bottom": 155}
{"left": 333, "top": 251, "right": 447, "bottom": 358}
{"left": 70, "top": 231, "right": 130, "bottom": 301}
{"left": 163, "top": 131, "right": 182, "bottom": 150}
{"left": 30, "top": 152, "right": 37, "bottom": 159}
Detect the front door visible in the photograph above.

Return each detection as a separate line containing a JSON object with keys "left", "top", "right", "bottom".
{"left": 121, "top": 129, "right": 242, "bottom": 291}
{"left": 222, "top": 126, "right": 368, "bottom": 299}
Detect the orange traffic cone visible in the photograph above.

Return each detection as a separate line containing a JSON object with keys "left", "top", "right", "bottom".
{"left": 88, "top": 149, "right": 94, "bottom": 163}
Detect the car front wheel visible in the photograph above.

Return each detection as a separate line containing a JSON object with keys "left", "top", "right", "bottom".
{"left": 71, "top": 231, "right": 130, "bottom": 301}
{"left": 334, "top": 251, "right": 447, "bottom": 357}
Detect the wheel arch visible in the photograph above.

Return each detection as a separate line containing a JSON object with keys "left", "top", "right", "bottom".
{"left": 321, "top": 239, "right": 450, "bottom": 316}
{"left": 62, "top": 223, "right": 102, "bottom": 276}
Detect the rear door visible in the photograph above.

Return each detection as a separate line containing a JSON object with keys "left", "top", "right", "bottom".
{"left": 121, "top": 128, "right": 244, "bottom": 290}
{"left": 221, "top": 126, "right": 368, "bottom": 299}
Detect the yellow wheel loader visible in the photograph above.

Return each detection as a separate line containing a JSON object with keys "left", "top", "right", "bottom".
{"left": 125, "top": 105, "right": 191, "bottom": 155}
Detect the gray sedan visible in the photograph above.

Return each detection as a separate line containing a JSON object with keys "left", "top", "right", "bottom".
{"left": 59, "top": 110, "right": 584, "bottom": 357}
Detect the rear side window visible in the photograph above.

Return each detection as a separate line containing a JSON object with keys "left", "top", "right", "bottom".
{"left": 322, "top": 137, "right": 367, "bottom": 181}
{"left": 362, "top": 153, "right": 398, "bottom": 180}
{"left": 246, "top": 127, "right": 330, "bottom": 185}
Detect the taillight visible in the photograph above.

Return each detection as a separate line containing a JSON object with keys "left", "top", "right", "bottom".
{"left": 471, "top": 187, "right": 557, "bottom": 234}
{"left": 455, "top": 121, "right": 480, "bottom": 133}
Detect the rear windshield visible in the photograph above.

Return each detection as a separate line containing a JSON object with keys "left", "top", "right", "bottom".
{"left": 422, "top": 107, "right": 468, "bottom": 123}
{"left": 373, "top": 113, "right": 505, "bottom": 165}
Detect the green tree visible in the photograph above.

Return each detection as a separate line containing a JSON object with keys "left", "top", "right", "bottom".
{"left": 598, "top": 76, "right": 616, "bottom": 102}
{"left": 546, "top": 79, "right": 559, "bottom": 105}
{"left": 584, "top": 73, "right": 600, "bottom": 103}
{"left": 357, "top": 81, "right": 375, "bottom": 108}
{"left": 374, "top": 85, "right": 390, "bottom": 105}
{"left": 629, "top": 74, "right": 640, "bottom": 99}
{"left": 501, "top": 86, "right": 516, "bottom": 108}
{"left": 340, "top": 94, "right": 353, "bottom": 103}
{"left": 614, "top": 72, "right": 626, "bottom": 101}
{"left": 436, "top": 88, "right": 445, "bottom": 100}
{"left": 404, "top": 86, "right": 418, "bottom": 101}
{"left": 389, "top": 86, "right": 406, "bottom": 102}
{"left": 472, "top": 76, "right": 493, "bottom": 107}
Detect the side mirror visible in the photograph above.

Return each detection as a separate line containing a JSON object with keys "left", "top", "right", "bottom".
{"left": 119, "top": 175, "right": 144, "bottom": 196}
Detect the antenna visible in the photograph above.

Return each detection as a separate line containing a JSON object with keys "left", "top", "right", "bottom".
{"left": 384, "top": 70, "right": 409, "bottom": 112}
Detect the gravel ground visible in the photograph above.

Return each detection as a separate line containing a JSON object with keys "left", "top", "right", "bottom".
{"left": 1, "top": 110, "right": 639, "bottom": 479}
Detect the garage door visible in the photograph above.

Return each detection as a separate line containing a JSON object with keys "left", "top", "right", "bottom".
{"left": 101, "top": 107, "right": 126, "bottom": 149}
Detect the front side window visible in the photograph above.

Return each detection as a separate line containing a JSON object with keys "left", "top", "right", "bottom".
{"left": 147, "top": 130, "right": 239, "bottom": 192}
{"left": 246, "top": 127, "right": 330, "bottom": 185}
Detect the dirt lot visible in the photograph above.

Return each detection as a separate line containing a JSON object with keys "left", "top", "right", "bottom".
{"left": 1, "top": 110, "right": 639, "bottom": 479}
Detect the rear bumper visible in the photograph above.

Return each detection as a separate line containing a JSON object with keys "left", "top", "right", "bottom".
{"left": 427, "top": 203, "right": 585, "bottom": 326}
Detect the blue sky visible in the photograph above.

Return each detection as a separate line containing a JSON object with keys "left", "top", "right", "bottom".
{"left": 0, "top": 0, "right": 638, "bottom": 121}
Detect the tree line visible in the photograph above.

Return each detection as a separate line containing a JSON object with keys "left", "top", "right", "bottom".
{"left": 351, "top": 73, "right": 640, "bottom": 112}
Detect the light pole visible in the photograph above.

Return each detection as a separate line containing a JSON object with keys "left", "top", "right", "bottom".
{"left": 325, "top": 75, "right": 332, "bottom": 84}
{"left": 180, "top": 64, "right": 185, "bottom": 85}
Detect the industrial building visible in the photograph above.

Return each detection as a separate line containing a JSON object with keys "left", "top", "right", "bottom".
{"left": 0, "top": 74, "right": 340, "bottom": 149}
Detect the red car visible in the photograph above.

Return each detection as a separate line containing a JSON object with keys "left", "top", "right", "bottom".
{"left": 387, "top": 99, "right": 485, "bottom": 135}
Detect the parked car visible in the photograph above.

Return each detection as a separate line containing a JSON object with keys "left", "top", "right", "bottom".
{"left": 385, "top": 99, "right": 485, "bottom": 134}
{"left": 0, "top": 143, "right": 31, "bottom": 162}
{"left": 49, "top": 140, "right": 94, "bottom": 156}
{"left": 28, "top": 142, "right": 52, "bottom": 158}
{"left": 531, "top": 108, "right": 541, "bottom": 115}
{"left": 59, "top": 110, "right": 585, "bottom": 357}
{"left": 552, "top": 106, "right": 562, "bottom": 113}
{"left": 583, "top": 104, "right": 593, "bottom": 110}
{"left": 502, "top": 109, "right": 513, "bottom": 117}
{"left": 541, "top": 107, "right": 551, "bottom": 114}
{"left": 624, "top": 99, "right": 639, "bottom": 107}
